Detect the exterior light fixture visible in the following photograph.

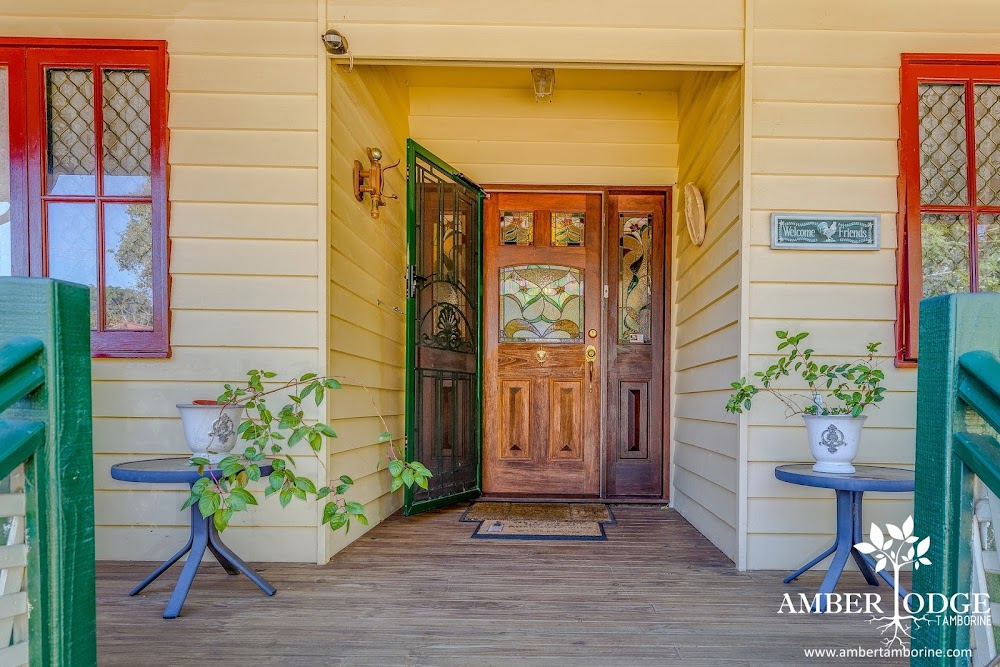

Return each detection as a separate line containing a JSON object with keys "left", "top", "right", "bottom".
{"left": 531, "top": 68, "right": 555, "bottom": 102}
{"left": 354, "top": 147, "right": 400, "bottom": 219}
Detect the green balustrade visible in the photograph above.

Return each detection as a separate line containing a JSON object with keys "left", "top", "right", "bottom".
{"left": 0, "top": 278, "right": 96, "bottom": 665}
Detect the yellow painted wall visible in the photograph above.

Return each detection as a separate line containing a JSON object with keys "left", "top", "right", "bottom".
{"left": 326, "top": 63, "right": 410, "bottom": 559}
{"left": 2, "top": 1, "right": 328, "bottom": 562}
{"left": 328, "top": 0, "right": 744, "bottom": 66}
{"left": 743, "top": 0, "right": 1000, "bottom": 569}
{"left": 407, "top": 75, "right": 679, "bottom": 186}
{"left": 673, "top": 70, "right": 744, "bottom": 563}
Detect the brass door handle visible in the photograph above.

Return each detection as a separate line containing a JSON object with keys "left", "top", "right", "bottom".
{"left": 585, "top": 345, "right": 597, "bottom": 391}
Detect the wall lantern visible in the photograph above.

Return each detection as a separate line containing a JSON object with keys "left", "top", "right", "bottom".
{"left": 354, "top": 147, "right": 399, "bottom": 219}
{"left": 531, "top": 68, "right": 555, "bottom": 102}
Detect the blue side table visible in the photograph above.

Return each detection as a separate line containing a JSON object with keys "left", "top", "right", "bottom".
{"left": 111, "top": 457, "right": 276, "bottom": 619}
{"left": 774, "top": 464, "right": 915, "bottom": 612}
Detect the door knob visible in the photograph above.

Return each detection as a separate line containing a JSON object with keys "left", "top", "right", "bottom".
{"left": 585, "top": 345, "right": 597, "bottom": 391}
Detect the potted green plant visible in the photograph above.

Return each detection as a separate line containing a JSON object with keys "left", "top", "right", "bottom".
{"left": 182, "top": 369, "right": 431, "bottom": 534}
{"left": 726, "top": 331, "right": 887, "bottom": 474}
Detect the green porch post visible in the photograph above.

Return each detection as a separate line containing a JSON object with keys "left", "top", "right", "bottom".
{"left": 0, "top": 278, "right": 96, "bottom": 665}
{"left": 912, "top": 294, "right": 1000, "bottom": 665}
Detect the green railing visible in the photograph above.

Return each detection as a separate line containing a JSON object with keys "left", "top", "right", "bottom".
{"left": 0, "top": 278, "right": 96, "bottom": 665}
{"left": 913, "top": 293, "right": 1000, "bottom": 665}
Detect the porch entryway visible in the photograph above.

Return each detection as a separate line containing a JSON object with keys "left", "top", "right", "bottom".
{"left": 95, "top": 506, "right": 909, "bottom": 664}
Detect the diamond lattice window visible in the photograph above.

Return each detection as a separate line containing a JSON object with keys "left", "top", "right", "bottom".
{"left": 0, "top": 42, "right": 168, "bottom": 357}
{"left": 900, "top": 57, "right": 1000, "bottom": 362}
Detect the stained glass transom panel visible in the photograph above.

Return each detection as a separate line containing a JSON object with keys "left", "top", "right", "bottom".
{"left": 918, "top": 83, "right": 968, "bottom": 206}
{"left": 921, "top": 213, "right": 970, "bottom": 298}
{"left": 500, "top": 264, "right": 583, "bottom": 343}
{"left": 551, "top": 212, "right": 584, "bottom": 247}
{"left": 620, "top": 214, "right": 652, "bottom": 344}
{"left": 500, "top": 210, "right": 533, "bottom": 245}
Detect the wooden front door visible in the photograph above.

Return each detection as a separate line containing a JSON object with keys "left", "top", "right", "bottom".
{"left": 483, "top": 193, "right": 603, "bottom": 496}
{"left": 482, "top": 188, "right": 669, "bottom": 499}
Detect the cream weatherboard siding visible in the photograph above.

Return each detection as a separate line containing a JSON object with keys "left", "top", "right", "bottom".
{"left": 672, "top": 70, "right": 744, "bottom": 562}
{"left": 327, "top": 0, "right": 744, "bottom": 66}
{"left": 406, "top": 73, "right": 680, "bottom": 186}
{"left": 2, "top": 1, "right": 329, "bottom": 562}
{"left": 327, "top": 64, "right": 410, "bottom": 558}
{"left": 743, "top": 0, "right": 1000, "bottom": 569}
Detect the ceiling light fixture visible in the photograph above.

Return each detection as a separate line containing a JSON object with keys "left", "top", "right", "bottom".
{"left": 531, "top": 68, "right": 555, "bottom": 102}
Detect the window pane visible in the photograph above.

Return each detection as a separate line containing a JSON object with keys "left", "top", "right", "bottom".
{"left": 500, "top": 210, "right": 533, "bottom": 245}
{"left": 551, "top": 211, "right": 584, "bottom": 246}
{"left": 977, "top": 214, "right": 1000, "bottom": 293}
{"left": 500, "top": 264, "right": 583, "bottom": 343}
{"left": 919, "top": 83, "right": 968, "bottom": 206}
{"left": 102, "top": 70, "right": 151, "bottom": 197}
{"left": 975, "top": 85, "right": 1000, "bottom": 207}
{"left": 0, "top": 67, "right": 11, "bottom": 277}
{"left": 46, "top": 69, "right": 96, "bottom": 196}
{"left": 104, "top": 203, "right": 153, "bottom": 331}
{"left": 922, "top": 213, "right": 971, "bottom": 298}
{"left": 620, "top": 213, "right": 652, "bottom": 344}
{"left": 47, "top": 203, "right": 98, "bottom": 328}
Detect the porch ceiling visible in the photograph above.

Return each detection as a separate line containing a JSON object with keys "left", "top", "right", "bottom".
{"left": 401, "top": 65, "right": 689, "bottom": 91}
{"left": 96, "top": 507, "right": 907, "bottom": 663}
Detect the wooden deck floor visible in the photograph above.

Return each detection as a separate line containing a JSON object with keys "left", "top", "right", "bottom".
{"left": 97, "top": 507, "right": 908, "bottom": 666}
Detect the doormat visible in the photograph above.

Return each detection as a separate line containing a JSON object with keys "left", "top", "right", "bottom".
{"left": 459, "top": 502, "right": 616, "bottom": 541}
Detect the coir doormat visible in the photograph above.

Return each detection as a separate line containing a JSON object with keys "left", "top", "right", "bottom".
{"left": 459, "top": 502, "right": 616, "bottom": 541}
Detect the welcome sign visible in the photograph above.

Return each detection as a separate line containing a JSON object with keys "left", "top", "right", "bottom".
{"left": 771, "top": 213, "right": 880, "bottom": 250}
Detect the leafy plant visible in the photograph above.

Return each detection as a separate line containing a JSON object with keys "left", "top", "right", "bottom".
{"left": 725, "top": 331, "right": 887, "bottom": 418}
{"left": 183, "top": 370, "right": 432, "bottom": 533}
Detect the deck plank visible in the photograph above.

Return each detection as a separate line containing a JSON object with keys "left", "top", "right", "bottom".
{"left": 96, "top": 507, "right": 907, "bottom": 665}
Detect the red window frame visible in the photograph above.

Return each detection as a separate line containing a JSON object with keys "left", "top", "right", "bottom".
{"left": 1, "top": 38, "right": 169, "bottom": 358}
{"left": 898, "top": 53, "right": 1000, "bottom": 365}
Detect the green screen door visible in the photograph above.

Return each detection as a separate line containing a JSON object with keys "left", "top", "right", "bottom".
{"left": 404, "top": 140, "right": 483, "bottom": 515}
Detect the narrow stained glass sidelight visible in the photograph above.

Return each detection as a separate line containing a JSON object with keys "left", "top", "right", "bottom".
{"left": 500, "top": 210, "right": 533, "bottom": 245}
{"left": 619, "top": 214, "right": 652, "bottom": 343}
{"left": 551, "top": 211, "right": 584, "bottom": 246}
{"left": 500, "top": 264, "right": 583, "bottom": 343}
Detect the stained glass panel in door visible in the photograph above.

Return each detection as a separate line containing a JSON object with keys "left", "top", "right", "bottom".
{"left": 500, "top": 264, "right": 583, "bottom": 343}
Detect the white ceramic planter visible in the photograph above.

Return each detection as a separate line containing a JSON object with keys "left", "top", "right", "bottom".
{"left": 803, "top": 414, "right": 867, "bottom": 474}
{"left": 176, "top": 403, "right": 245, "bottom": 463}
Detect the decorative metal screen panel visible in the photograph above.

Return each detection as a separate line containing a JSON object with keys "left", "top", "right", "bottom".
{"left": 407, "top": 146, "right": 481, "bottom": 512}
{"left": 102, "top": 70, "right": 151, "bottom": 197}
{"left": 551, "top": 211, "right": 584, "bottom": 246}
{"left": 500, "top": 264, "right": 583, "bottom": 342}
{"left": 922, "top": 213, "right": 970, "bottom": 298}
{"left": 919, "top": 83, "right": 968, "bottom": 206}
{"left": 500, "top": 210, "right": 533, "bottom": 245}
{"left": 46, "top": 69, "right": 96, "bottom": 196}
{"left": 619, "top": 213, "right": 652, "bottom": 344}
